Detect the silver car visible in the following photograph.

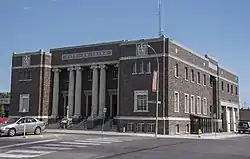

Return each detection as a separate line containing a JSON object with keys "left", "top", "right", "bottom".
{"left": 0, "top": 117, "right": 46, "bottom": 137}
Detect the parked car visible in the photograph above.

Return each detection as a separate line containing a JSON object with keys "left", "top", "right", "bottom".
{"left": 0, "top": 118, "right": 8, "bottom": 124}
{"left": 238, "top": 121, "right": 250, "bottom": 133}
{"left": 0, "top": 117, "right": 46, "bottom": 137}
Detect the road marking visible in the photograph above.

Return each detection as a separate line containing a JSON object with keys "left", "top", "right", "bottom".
{"left": 60, "top": 141, "right": 101, "bottom": 146}
{"left": 0, "top": 149, "right": 55, "bottom": 158}
{"left": 85, "top": 138, "right": 123, "bottom": 142}
{"left": 75, "top": 140, "right": 112, "bottom": 144}
{"left": 7, "top": 149, "right": 53, "bottom": 154}
{"left": 30, "top": 146, "right": 73, "bottom": 150}
{"left": 44, "top": 143, "right": 86, "bottom": 148}
{"left": 0, "top": 139, "right": 58, "bottom": 149}
{"left": 0, "top": 153, "right": 40, "bottom": 158}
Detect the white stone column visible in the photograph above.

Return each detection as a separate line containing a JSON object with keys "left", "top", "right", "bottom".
{"left": 51, "top": 68, "right": 60, "bottom": 117}
{"left": 67, "top": 67, "right": 75, "bottom": 117}
{"left": 98, "top": 65, "right": 107, "bottom": 118}
{"left": 90, "top": 65, "right": 99, "bottom": 119}
{"left": 73, "top": 66, "right": 83, "bottom": 118}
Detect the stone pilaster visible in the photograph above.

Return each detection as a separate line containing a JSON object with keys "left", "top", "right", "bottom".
{"left": 98, "top": 64, "right": 107, "bottom": 118}
{"left": 73, "top": 66, "right": 83, "bottom": 118}
{"left": 90, "top": 65, "right": 99, "bottom": 119}
{"left": 51, "top": 68, "right": 60, "bottom": 118}
{"left": 67, "top": 67, "right": 75, "bottom": 117}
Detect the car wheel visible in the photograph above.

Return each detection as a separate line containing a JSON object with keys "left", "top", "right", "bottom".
{"left": 8, "top": 128, "right": 16, "bottom": 137}
{"left": 34, "top": 127, "right": 41, "bottom": 135}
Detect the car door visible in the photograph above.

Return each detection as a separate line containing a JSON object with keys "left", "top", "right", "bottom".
{"left": 15, "top": 118, "right": 25, "bottom": 134}
{"left": 26, "top": 118, "right": 37, "bottom": 133}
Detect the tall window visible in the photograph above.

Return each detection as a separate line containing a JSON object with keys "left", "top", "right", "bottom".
{"left": 19, "top": 94, "right": 30, "bottom": 112}
{"left": 134, "top": 90, "right": 148, "bottom": 112}
{"left": 191, "top": 69, "right": 194, "bottom": 82}
{"left": 197, "top": 72, "right": 201, "bottom": 84}
{"left": 190, "top": 95, "right": 195, "bottom": 113}
{"left": 235, "top": 86, "right": 238, "bottom": 95}
{"left": 203, "top": 97, "right": 207, "bottom": 115}
{"left": 185, "top": 67, "right": 188, "bottom": 80}
{"left": 174, "top": 91, "right": 179, "bottom": 112}
{"left": 139, "top": 61, "right": 144, "bottom": 73}
{"left": 176, "top": 124, "right": 180, "bottom": 134}
{"left": 174, "top": 64, "right": 179, "bottom": 77}
{"left": 146, "top": 62, "right": 151, "bottom": 73}
{"left": 184, "top": 93, "right": 189, "bottom": 113}
{"left": 227, "top": 83, "right": 230, "bottom": 92}
{"left": 221, "top": 81, "right": 224, "bottom": 91}
{"left": 197, "top": 96, "right": 201, "bottom": 114}
{"left": 132, "top": 62, "right": 137, "bottom": 74}
{"left": 203, "top": 74, "right": 206, "bottom": 85}
{"left": 231, "top": 85, "right": 233, "bottom": 94}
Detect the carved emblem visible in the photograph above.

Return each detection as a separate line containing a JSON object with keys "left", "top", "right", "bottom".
{"left": 22, "top": 55, "right": 31, "bottom": 67}
{"left": 136, "top": 43, "right": 148, "bottom": 56}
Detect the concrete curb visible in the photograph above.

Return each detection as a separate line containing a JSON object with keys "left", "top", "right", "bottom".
{"left": 45, "top": 129, "right": 248, "bottom": 140}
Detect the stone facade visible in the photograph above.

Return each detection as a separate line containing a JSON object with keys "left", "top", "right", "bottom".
{"left": 9, "top": 36, "right": 240, "bottom": 135}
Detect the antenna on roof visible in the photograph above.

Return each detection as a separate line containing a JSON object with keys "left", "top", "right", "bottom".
{"left": 158, "top": 0, "right": 163, "bottom": 37}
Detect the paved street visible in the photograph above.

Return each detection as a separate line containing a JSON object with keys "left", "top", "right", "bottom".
{"left": 0, "top": 133, "right": 249, "bottom": 158}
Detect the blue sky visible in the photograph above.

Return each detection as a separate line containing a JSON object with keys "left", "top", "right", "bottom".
{"left": 0, "top": 0, "right": 249, "bottom": 106}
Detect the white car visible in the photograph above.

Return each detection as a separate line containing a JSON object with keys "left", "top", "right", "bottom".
{"left": 0, "top": 117, "right": 46, "bottom": 137}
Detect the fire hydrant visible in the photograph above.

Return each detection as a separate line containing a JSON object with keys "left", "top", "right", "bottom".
{"left": 198, "top": 129, "right": 202, "bottom": 138}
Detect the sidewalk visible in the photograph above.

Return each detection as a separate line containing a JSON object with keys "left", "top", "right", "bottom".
{"left": 45, "top": 129, "right": 248, "bottom": 140}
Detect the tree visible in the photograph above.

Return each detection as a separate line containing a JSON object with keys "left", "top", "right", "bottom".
{"left": 0, "top": 92, "right": 10, "bottom": 98}
{"left": 0, "top": 104, "right": 4, "bottom": 118}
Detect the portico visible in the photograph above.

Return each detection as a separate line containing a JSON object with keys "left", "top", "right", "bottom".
{"left": 50, "top": 63, "right": 119, "bottom": 121}
{"left": 220, "top": 100, "right": 239, "bottom": 132}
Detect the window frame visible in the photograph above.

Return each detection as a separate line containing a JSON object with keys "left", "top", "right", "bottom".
{"left": 191, "top": 69, "right": 195, "bottom": 82}
{"left": 184, "top": 93, "right": 189, "bottom": 113}
{"left": 197, "top": 72, "right": 201, "bottom": 84}
{"left": 190, "top": 95, "right": 195, "bottom": 114}
{"left": 146, "top": 62, "right": 151, "bottom": 74}
{"left": 174, "top": 64, "right": 179, "bottom": 78}
{"left": 203, "top": 97, "right": 207, "bottom": 115}
{"left": 134, "top": 90, "right": 148, "bottom": 112}
{"left": 139, "top": 61, "right": 144, "bottom": 74}
{"left": 185, "top": 67, "right": 188, "bottom": 81}
{"left": 174, "top": 91, "right": 180, "bottom": 112}
{"left": 19, "top": 94, "right": 30, "bottom": 113}
{"left": 203, "top": 74, "right": 206, "bottom": 86}
{"left": 197, "top": 96, "right": 201, "bottom": 114}
{"left": 132, "top": 62, "right": 137, "bottom": 74}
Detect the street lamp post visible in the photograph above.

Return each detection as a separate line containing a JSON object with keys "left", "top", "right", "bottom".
{"left": 146, "top": 44, "right": 159, "bottom": 137}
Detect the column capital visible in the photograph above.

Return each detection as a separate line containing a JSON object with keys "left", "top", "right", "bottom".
{"left": 114, "top": 63, "right": 119, "bottom": 68}
{"left": 52, "top": 68, "right": 61, "bottom": 72}
{"left": 75, "top": 66, "right": 83, "bottom": 71}
{"left": 90, "top": 65, "right": 99, "bottom": 70}
{"left": 99, "top": 64, "right": 107, "bottom": 69}
{"left": 67, "top": 67, "right": 75, "bottom": 71}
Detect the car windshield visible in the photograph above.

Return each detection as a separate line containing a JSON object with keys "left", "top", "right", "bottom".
{"left": 5, "top": 118, "right": 20, "bottom": 124}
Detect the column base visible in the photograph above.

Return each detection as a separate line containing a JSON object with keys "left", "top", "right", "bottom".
{"left": 72, "top": 115, "right": 81, "bottom": 124}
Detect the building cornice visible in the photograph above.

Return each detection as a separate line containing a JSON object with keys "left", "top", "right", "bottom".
{"left": 12, "top": 50, "right": 51, "bottom": 57}
{"left": 50, "top": 41, "right": 123, "bottom": 51}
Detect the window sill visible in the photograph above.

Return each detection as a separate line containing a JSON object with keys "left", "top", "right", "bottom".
{"left": 174, "top": 111, "right": 179, "bottom": 113}
{"left": 175, "top": 76, "right": 179, "bottom": 79}
{"left": 138, "top": 72, "right": 144, "bottom": 75}
{"left": 185, "top": 79, "right": 188, "bottom": 82}
{"left": 184, "top": 111, "right": 189, "bottom": 114}
{"left": 19, "top": 79, "right": 32, "bottom": 82}
{"left": 132, "top": 72, "right": 137, "bottom": 75}
{"left": 191, "top": 81, "right": 195, "bottom": 83}
{"left": 134, "top": 110, "right": 149, "bottom": 113}
{"left": 145, "top": 72, "right": 151, "bottom": 74}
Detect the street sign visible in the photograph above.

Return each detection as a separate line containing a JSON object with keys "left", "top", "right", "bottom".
{"left": 103, "top": 108, "right": 107, "bottom": 113}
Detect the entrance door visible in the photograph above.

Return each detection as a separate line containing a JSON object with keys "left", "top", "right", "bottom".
{"left": 87, "top": 95, "right": 92, "bottom": 116}
{"left": 112, "top": 94, "right": 117, "bottom": 117}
